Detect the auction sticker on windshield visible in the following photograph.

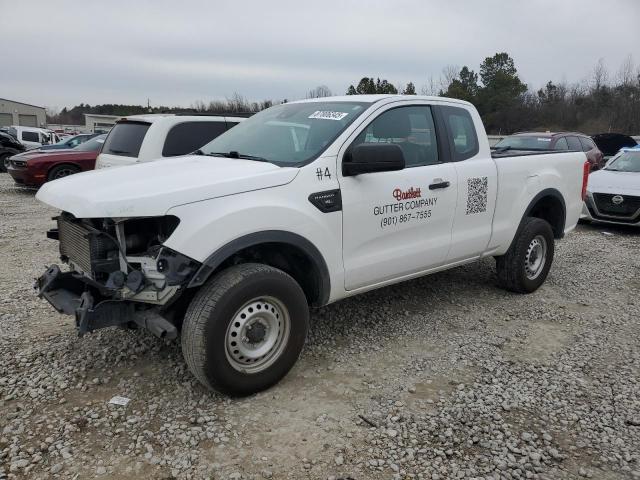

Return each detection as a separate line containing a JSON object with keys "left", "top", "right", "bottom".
{"left": 308, "top": 111, "right": 349, "bottom": 121}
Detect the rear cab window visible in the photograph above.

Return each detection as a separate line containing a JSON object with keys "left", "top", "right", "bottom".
{"left": 102, "top": 121, "right": 150, "bottom": 157}
{"left": 162, "top": 121, "right": 227, "bottom": 157}
{"left": 440, "top": 106, "right": 479, "bottom": 161}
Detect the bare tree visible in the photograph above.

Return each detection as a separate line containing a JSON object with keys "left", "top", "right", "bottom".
{"left": 306, "top": 85, "right": 332, "bottom": 99}
{"left": 420, "top": 75, "right": 440, "bottom": 96}
{"left": 45, "top": 106, "right": 60, "bottom": 118}
{"left": 440, "top": 65, "right": 459, "bottom": 91}
{"left": 591, "top": 58, "right": 609, "bottom": 90}
{"left": 617, "top": 54, "right": 635, "bottom": 86}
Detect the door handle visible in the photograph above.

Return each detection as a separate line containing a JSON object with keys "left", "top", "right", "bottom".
{"left": 429, "top": 180, "right": 450, "bottom": 190}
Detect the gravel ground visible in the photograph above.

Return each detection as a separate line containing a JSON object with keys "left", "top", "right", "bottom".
{"left": 1, "top": 173, "right": 639, "bottom": 480}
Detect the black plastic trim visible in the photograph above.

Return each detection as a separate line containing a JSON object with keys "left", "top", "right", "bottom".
{"left": 521, "top": 188, "right": 567, "bottom": 239}
{"left": 309, "top": 189, "right": 342, "bottom": 212}
{"left": 187, "top": 231, "right": 331, "bottom": 306}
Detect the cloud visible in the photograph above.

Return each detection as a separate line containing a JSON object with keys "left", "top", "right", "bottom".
{"left": 2, "top": 0, "right": 639, "bottom": 109}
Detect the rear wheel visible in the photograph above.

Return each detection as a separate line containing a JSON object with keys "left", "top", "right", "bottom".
{"left": 47, "top": 164, "right": 80, "bottom": 182}
{"left": 181, "top": 263, "right": 309, "bottom": 396}
{"left": 496, "top": 217, "right": 555, "bottom": 293}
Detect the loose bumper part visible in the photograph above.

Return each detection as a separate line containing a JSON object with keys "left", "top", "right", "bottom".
{"left": 36, "top": 264, "right": 177, "bottom": 339}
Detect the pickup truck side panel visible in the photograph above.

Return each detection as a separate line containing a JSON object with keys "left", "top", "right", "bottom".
{"left": 487, "top": 152, "right": 585, "bottom": 256}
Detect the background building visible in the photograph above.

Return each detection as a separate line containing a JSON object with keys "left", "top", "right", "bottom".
{"left": 83, "top": 113, "right": 120, "bottom": 133}
{"left": 0, "top": 98, "right": 47, "bottom": 127}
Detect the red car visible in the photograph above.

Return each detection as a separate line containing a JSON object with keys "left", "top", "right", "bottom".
{"left": 7, "top": 134, "right": 106, "bottom": 187}
{"left": 493, "top": 132, "right": 605, "bottom": 170}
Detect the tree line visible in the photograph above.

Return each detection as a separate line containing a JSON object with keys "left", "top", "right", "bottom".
{"left": 48, "top": 53, "right": 640, "bottom": 135}
{"left": 346, "top": 53, "right": 640, "bottom": 135}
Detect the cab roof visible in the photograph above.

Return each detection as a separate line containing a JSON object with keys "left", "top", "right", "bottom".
{"left": 291, "top": 94, "right": 472, "bottom": 106}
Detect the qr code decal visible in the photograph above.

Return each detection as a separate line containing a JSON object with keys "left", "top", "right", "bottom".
{"left": 466, "top": 177, "right": 488, "bottom": 215}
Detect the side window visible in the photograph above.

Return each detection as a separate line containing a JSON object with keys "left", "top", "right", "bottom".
{"left": 566, "top": 136, "right": 582, "bottom": 151}
{"left": 21, "top": 131, "right": 39, "bottom": 142}
{"left": 162, "top": 121, "right": 227, "bottom": 157}
{"left": 579, "top": 137, "right": 594, "bottom": 152}
{"left": 440, "top": 106, "right": 479, "bottom": 161}
{"left": 225, "top": 122, "right": 239, "bottom": 130}
{"left": 350, "top": 105, "right": 439, "bottom": 167}
{"left": 553, "top": 137, "right": 569, "bottom": 150}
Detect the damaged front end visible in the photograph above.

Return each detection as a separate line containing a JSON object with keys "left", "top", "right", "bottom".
{"left": 36, "top": 213, "right": 199, "bottom": 338}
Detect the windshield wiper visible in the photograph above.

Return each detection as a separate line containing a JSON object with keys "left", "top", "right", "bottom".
{"left": 108, "top": 149, "right": 132, "bottom": 155}
{"left": 204, "top": 151, "right": 269, "bottom": 162}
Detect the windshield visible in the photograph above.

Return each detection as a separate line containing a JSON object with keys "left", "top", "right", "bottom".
{"left": 494, "top": 136, "right": 553, "bottom": 151}
{"left": 198, "top": 101, "right": 368, "bottom": 166}
{"left": 605, "top": 150, "right": 640, "bottom": 172}
{"left": 74, "top": 135, "right": 106, "bottom": 152}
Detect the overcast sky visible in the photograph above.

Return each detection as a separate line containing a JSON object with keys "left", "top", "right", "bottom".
{"left": 2, "top": 0, "right": 639, "bottom": 111}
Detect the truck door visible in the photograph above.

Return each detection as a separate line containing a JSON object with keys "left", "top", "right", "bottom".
{"left": 437, "top": 105, "right": 498, "bottom": 263}
{"left": 339, "top": 104, "right": 458, "bottom": 291}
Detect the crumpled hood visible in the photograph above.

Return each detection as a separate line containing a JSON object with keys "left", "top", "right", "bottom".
{"left": 588, "top": 169, "right": 640, "bottom": 194}
{"left": 36, "top": 155, "right": 298, "bottom": 218}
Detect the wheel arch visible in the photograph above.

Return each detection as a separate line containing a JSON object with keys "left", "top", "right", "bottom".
{"left": 46, "top": 162, "right": 82, "bottom": 180}
{"left": 187, "top": 230, "right": 331, "bottom": 307}
{"left": 521, "top": 188, "right": 566, "bottom": 239}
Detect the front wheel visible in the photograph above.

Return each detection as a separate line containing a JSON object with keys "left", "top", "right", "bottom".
{"left": 47, "top": 164, "right": 80, "bottom": 182}
{"left": 495, "top": 217, "right": 555, "bottom": 293}
{"left": 181, "top": 263, "right": 309, "bottom": 396}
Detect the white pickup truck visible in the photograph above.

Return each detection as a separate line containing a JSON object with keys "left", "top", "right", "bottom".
{"left": 35, "top": 95, "right": 589, "bottom": 395}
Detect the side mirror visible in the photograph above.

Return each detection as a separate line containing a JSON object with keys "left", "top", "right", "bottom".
{"left": 342, "top": 143, "right": 405, "bottom": 176}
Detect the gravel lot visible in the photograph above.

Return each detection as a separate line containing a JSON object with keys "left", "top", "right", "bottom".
{"left": 1, "top": 173, "right": 639, "bottom": 480}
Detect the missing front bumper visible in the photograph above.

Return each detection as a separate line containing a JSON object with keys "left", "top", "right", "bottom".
{"left": 36, "top": 265, "right": 177, "bottom": 339}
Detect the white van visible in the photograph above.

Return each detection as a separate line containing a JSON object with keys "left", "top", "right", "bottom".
{"left": 5, "top": 126, "right": 60, "bottom": 150}
{"left": 96, "top": 114, "right": 248, "bottom": 168}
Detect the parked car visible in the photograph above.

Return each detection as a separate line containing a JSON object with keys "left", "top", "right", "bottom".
{"left": 7, "top": 134, "right": 106, "bottom": 187}
{"left": 591, "top": 133, "right": 638, "bottom": 160}
{"left": 95, "top": 114, "right": 249, "bottom": 169}
{"left": 581, "top": 146, "right": 640, "bottom": 227}
{"left": 493, "top": 132, "right": 605, "bottom": 170}
{"left": 35, "top": 95, "right": 587, "bottom": 395}
{"left": 0, "top": 132, "right": 27, "bottom": 172}
{"left": 40, "top": 133, "right": 100, "bottom": 151}
{"left": 2, "top": 126, "right": 59, "bottom": 150}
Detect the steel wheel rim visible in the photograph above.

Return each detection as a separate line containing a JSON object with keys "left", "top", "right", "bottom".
{"left": 225, "top": 296, "right": 290, "bottom": 374}
{"left": 525, "top": 235, "right": 547, "bottom": 280}
{"left": 53, "top": 168, "right": 75, "bottom": 179}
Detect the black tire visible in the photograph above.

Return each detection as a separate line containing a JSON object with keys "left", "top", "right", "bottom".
{"left": 47, "top": 164, "right": 80, "bottom": 182}
{"left": 181, "top": 263, "right": 309, "bottom": 396}
{"left": 495, "top": 217, "right": 555, "bottom": 293}
{"left": 0, "top": 154, "right": 9, "bottom": 173}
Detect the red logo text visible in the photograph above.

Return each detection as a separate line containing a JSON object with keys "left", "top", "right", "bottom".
{"left": 393, "top": 187, "right": 422, "bottom": 201}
